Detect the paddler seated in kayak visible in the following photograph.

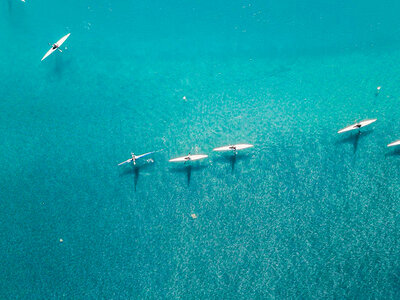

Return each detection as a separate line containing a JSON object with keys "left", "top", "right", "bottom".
{"left": 52, "top": 44, "right": 58, "bottom": 50}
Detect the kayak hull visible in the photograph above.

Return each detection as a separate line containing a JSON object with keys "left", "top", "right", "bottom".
{"left": 387, "top": 140, "right": 400, "bottom": 147}
{"left": 338, "top": 119, "right": 377, "bottom": 134}
{"left": 135, "top": 151, "right": 155, "bottom": 160}
{"left": 213, "top": 144, "right": 254, "bottom": 152}
{"left": 41, "top": 33, "right": 70, "bottom": 61}
{"left": 169, "top": 154, "right": 208, "bottom": 162}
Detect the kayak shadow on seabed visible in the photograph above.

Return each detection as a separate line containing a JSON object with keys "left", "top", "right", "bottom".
{"left": 385, "top": 148, "right": 400, "bottom": 158}
{"left": 336, "top": 129, "right": 374, "bottom": 154}
{"left": 119, "top": 162, "right": 153, "bottom": 192}
{"left": 170, "top": 165, "right": 207, "bottom": 186}
{"left": 7, "top": 0, "right": 12, "bottom": 13}
{"left": 51, "top": 55, "right": 72, "bottom": 78}
{"left": 214, "top": 153, "right": 251, "bottom": 173}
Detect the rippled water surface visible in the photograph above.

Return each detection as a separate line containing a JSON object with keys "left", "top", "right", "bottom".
{"left": 1, "top": 0, "right": 400, "bottom": 298}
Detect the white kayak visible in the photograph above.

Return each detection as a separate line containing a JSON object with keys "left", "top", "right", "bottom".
{"left": 41, "top": 33, "right": 70, "bottom": 61}
{"left": 213, "top": 144, "right": 254, "bottom": 152}
{"left": 169, "top": 154, "right": 208, "bottom": 163}
{"left": 338, "top": 119, "right": 377, "bottom": 134}
{"left": 118, "top": 151, "right": 155, "bottom": 166}
{"left": 387, "top": 140, "right": 400, "bottom": 147}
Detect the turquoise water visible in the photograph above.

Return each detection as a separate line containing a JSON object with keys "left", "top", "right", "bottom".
{"left": 1, "top": 0, "right": 400, "bottom": 298}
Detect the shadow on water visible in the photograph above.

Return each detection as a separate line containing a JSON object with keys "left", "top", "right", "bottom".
{"left": 53, "top": 55, "right": 72, "bottom": 78}
{"left": 6, "top": 2, "right": 28, "bottom": 30}
{"left": 170, "top": 164, "right": 207, "bottom": 186}
{"left": 336, "top": 129, "right": 373, "bottom": 154}
{"left": 385, "top": 148, "right": 400, "bottom": 158}
{"left": 214, "top": 153, "right": 251, "bottom": 173}
{"left": 119, "top": 162, "right": 153, "bottom": 192}
{"left": 45, "top": 55, "right": 72, "bottom": 80}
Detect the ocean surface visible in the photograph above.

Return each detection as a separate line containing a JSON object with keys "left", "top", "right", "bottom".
{"left": 1, "top": 0, "right": 400, "bottom": 298}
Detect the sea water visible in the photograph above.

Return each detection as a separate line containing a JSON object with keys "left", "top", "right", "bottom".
{"left": 1, "top": 0, "right": 400, "bottom": 298}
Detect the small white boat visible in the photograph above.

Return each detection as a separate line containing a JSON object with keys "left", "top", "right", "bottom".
{"left": 118, "top": 151, "right": 154, "bottom": 166}
{"left": 213, "top": 144, "right": 254, "bottom": 152}
{"left": 41, "top": 33, "right": 70, "bottom": 61}
{"left": 387, "top": 140, "right": 400, "bottom": 147}
{"left": 338, "top": 119, "right": 377, "bottom": 134}
{"left": 169, "top": 154, "right": 208, "bottom": 163}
